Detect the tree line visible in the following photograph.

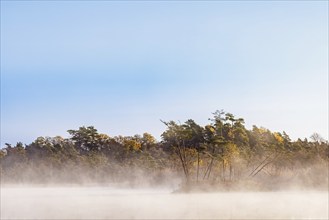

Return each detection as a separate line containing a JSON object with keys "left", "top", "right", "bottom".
{"left": 1, "top": 110, "right": 328, "bottom": 190}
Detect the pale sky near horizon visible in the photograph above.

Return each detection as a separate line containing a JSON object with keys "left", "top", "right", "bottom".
{"left": 1, "top": 1, "right": 328, "bottom": 146}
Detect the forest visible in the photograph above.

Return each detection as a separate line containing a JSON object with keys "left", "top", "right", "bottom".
{"left": 1, "top": 111, "right": 328, "bottom": 191}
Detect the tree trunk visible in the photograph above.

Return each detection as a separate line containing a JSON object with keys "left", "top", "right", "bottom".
{"left": 207, "top": 158, "right": 214, "bottom": 180}
{"left": 176, "top": 144, "right": 189, "bottom": 183}
{"left": 229, "top": 162, "right": 232, "bottom": 181}
{"left": 203, "top": 161, "right": 211, "bottom": 180}
{"left": 251, "top": 153, "right": 281, "bottom": 178}
{"left": 222, "top": 160, "right": 225, "bottom": 182}
{"left": 197, "top": 151, "right": 200, "bottom": 183}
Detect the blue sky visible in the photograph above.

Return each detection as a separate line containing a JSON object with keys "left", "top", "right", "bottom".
{"left": 1, "top": 1, "right": 328, "bottom": 146}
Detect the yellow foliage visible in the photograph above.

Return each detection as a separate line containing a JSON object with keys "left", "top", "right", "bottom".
{"left": 124, "top": 139, "right": 142, "bottom": 151}
{"left": 259, "top": 127, "right": 268, "bottom": 134}
{"left": 99, "top": 134, "right": 109, "bottom": 139}
{"left": 274, "top": 132, "right": 284, "bottom": 144}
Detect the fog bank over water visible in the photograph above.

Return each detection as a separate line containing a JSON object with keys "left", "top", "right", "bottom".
{"left": 1, "top": 186, "right": 328, "bottom": 219}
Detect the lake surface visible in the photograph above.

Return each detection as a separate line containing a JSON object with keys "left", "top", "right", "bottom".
{"left": 1, "top": 186, "right": 328, "bottom": 219}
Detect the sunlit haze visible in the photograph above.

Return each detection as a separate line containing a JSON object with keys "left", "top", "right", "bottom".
{"left": 1, "top": 1, "right": 328, "bottom": 146}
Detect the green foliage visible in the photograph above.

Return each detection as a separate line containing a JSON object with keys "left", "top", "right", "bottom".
{"left": 1, "top": 110, "right": 328, "bottom": 188}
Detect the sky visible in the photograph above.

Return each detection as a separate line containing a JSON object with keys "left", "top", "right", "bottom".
{"left": 1, "top": 1, "right": 328, "bottom": 146}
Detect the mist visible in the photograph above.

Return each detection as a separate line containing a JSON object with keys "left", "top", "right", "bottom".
{"left": 1, "top": 185, "right": 328, "bottom": 219}
{"left": 1, "top": 165, "right": 328, "bottom": 219}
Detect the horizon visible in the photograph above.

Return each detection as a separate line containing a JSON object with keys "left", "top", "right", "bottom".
{"left": 1, "top": 1, "right": 328, "bottom": 146}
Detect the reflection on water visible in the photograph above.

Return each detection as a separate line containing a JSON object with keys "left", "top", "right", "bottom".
{"left": 1, "top": 187, "right": 328, "bottom": 219}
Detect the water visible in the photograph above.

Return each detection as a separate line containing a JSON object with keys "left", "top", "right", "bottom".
{"left": 1, "top": 186, "right": 328, "bottom": 219}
